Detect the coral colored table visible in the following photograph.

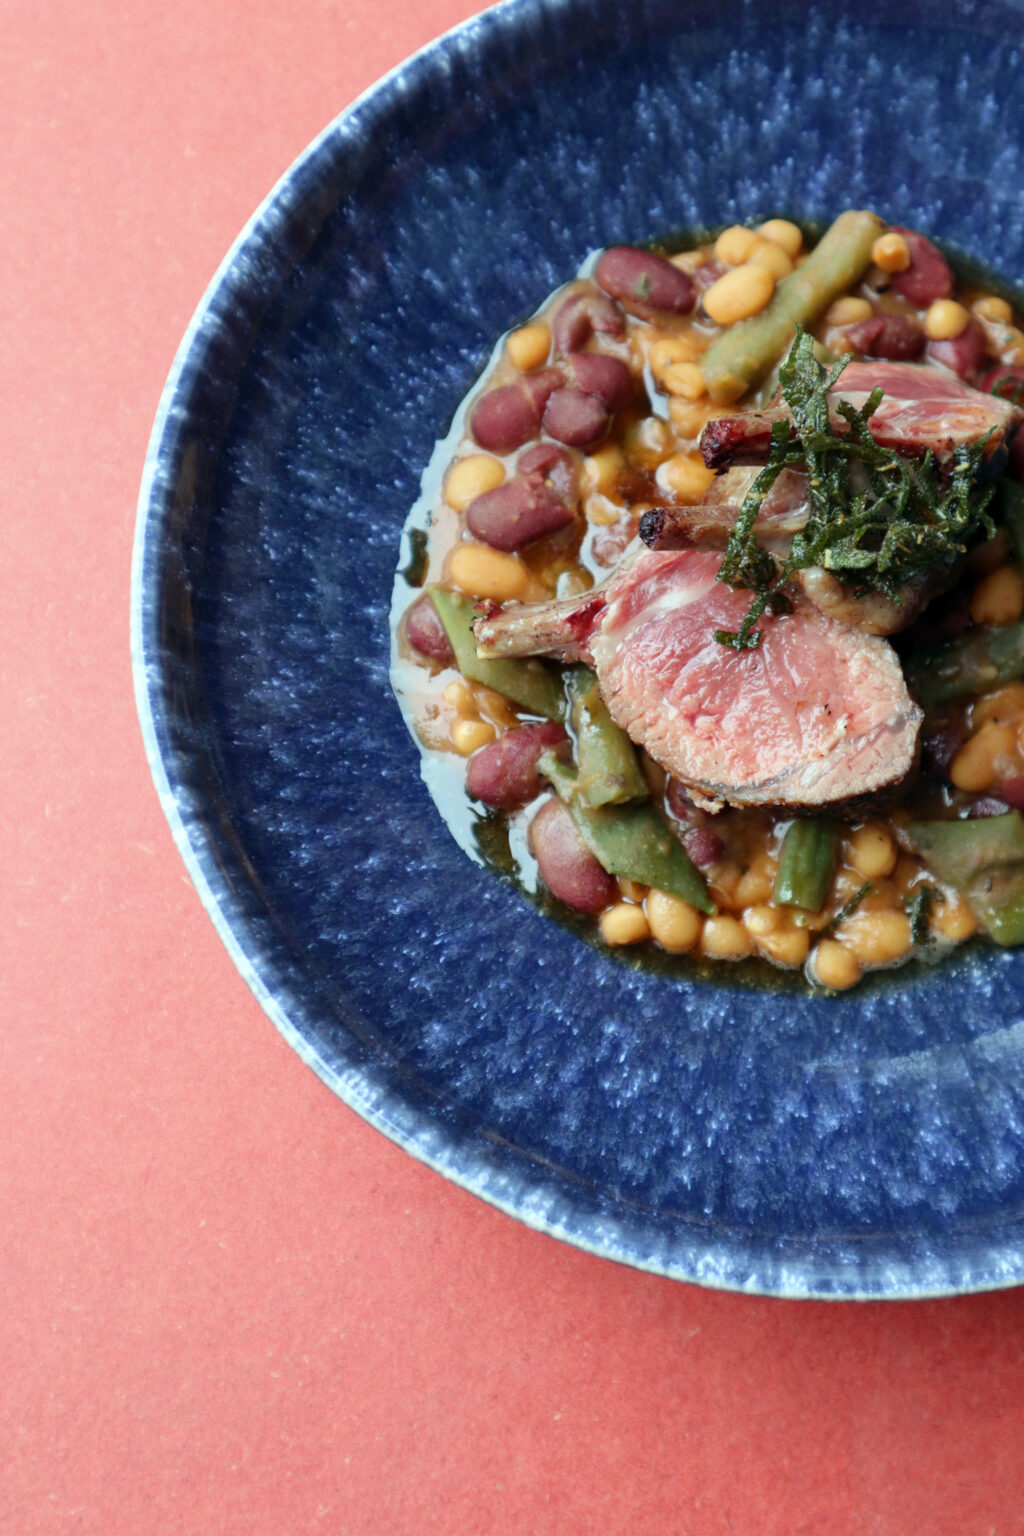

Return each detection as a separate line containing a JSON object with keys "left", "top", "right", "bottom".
{"left": 5, "top": 2, "right": 1024, "bottom": 1531}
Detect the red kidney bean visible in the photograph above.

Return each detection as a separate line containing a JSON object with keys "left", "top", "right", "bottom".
{"left": 405, "top": 594, "right": 454, "bottom": 662}
{"left": 466, "top": 722, "right": 571, "bottom": 808}
{"left": 926, "top": 316, "right": 988, "bottom": 379}
{"left": 566, "top": 351, "right": 635, "bottom": 412}
{"left": 665, "top": 778, "right": 696, "bottom": 822}
{"left": 683, "top": 826, "right": 725, "bottom": 867}
{"left": 551, "top": 285, "right": 625, "bottom": 355}
{"left": 845, "top": 314, "right": 925, "bottom": 361}
{"left": 465, "top": 476, "right": 575, "bottom": 551}
{"left": 921, "top": 721, "right": 963, "bottom": 779}
{"left": 543, "top": 386, "right": 610, "bottom": 448}
{"left": 517, "top": 443, "right": 579, "bottom": 501}
{"left": 469, "top": 385, "right": 539, "bottom": 453}
{"left": 998, "top": 777, "right": 1024, "bottom": 811}
{"left": 889, "top": 228, "right": 954, "bottom": 307}
{"left": 595, "top": 246, "right": 696, "bottom": 320}
{"left": 529, "top": 796, "right": 618, "bottom": 911}
{"left": 979, "top": 363, "right": 1024, "bottom": 401}
{"left": 518, "top": 442, "right": 564, "bottom": 474}
{"left": 469, "top": 367, "right": 564, "bottom": 453}
{"left": 518, "top": 366, "right": 565, "bottom": 413}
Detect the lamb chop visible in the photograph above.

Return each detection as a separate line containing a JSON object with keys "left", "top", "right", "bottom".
{"left": 473, "top": 547, "right": 922, "bottom": 812}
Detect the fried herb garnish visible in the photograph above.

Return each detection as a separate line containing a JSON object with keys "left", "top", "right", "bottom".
{"left": 906, "top": 882, "right": 943, "bottom": 946}
{"left": 819, "top": 880, "right": 872, "bottom": 937}
{"left": 714, "top": 329, "right": 997, "bottom": 651}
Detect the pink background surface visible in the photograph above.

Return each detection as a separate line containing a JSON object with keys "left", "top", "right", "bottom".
{"left": 5, "top": 2, "right": 1024, "bottom": 1530}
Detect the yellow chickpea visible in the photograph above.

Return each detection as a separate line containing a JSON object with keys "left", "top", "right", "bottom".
{"left": 451, "top": 718, "right": 496, "bottom": 755}
{"left": 584, "top": 493, "right": 621, "bottom": 527}
{"left": 648, "top": 335, "right": 701, "bottom": 374}
{"left": 950, "top": 720, "right": 1017, "bottom": 792}
{"left": 703, "top": 264, "right": 776, "bottom": 326}
{"left": 971, "top": 565, "right": 1024, "bottom": 627}
{"left": 972, "top": 682, "right": 1024, "bottom": 729}
{"left": 890, "top": 854, "right": 923, "bottom": 900}
{"left": 974, "top": 295, "right": 1013, "bottom": 324}
{"left": 757, "top": 218, "right": 803, "bottom": 258}
{"left": 442, "top": 679, "right": 476, "bottom": 716}
{"left": 449, "top": 542, "right": 528, "bottom": 601}
{"left": 583, "top": 446, "right": 624, "bottom": 495}
{"left": 930, "top": 892, "right": 978, "bottom": 943}
{"left": 925, "top": 299, "right": 970, "bottom": 341}
{"left": 709, "top": 861, "right": 742, "bottom": 905}
{"left": 700, "top": 915, "right": 753, "bottom": 959}
{"left": 661, "top": 362, "right": 706, "bottom": 400}
{"left": 825, "top": 296, "right": 874, "bottom": 326}
{"left": 746, "top": 238, "right": 794, "bottom": 280}
{"left": 842, "top": 909, "right": 913, "bottom": 967}
{"left": 668, "top": 398, "right": 715, "bottom": 437}
{"left": 618, "top": 878, "right": 649, "bottom": 903}
{"left": 846, "top": 824, "right": 898, "bottom": 880}
{"left": 444, "top": 454, "right": 505, "bottom": 512}
{"left": 743, "top": 904, "right": 779, "bottom": 937}
{"left": 810, "top": 939, "right": 863, "bottom": 991}
{"left": 735, "top": 866, "right": 775, "bottom": 906}
{"left": 600, "top": 903, "right": 651, "bottom": 946}
{"left": 647, "top": 890, "right": 703, "bottom": 952}
{"left": 660, "top": 452, "right": 716, "bottom": 503}
{"left": 474, "top": 684, "right": 519, "bottom": 730}
{"left": 714, "top": 225, "right": 760, "bottom": 265}
{"left": 756, "top": 924, "right": 810, "bottom": 968}
{"left": 871, "top": 232, "right": 911, "bottom": 272}
{"left": 506, "top": 322, "right": 551, "bottom": 371}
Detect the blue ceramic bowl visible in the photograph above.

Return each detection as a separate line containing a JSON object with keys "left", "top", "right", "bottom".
{"left": 132, "top": 0, "right": 1024, "bottom": 1298}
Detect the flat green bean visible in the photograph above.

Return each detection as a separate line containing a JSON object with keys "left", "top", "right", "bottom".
{"left": 429, "top": 587, "right": 564, "bottom": 720}
{"left": 540, "top": 753, "right": 713, "bottom": 912}
{"left": 701, "top": 210, "right": 885, "bottom": 405}
{"left": 567, "top": 665, "right": 648, "bottom": 808}
{"left": 907, "top": 813, "right": 1024, "bottom": 946}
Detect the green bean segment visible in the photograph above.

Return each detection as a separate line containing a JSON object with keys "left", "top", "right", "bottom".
{"left": 701, "top": 209, "right": 885, "bottom": 404}
{"left": 773, "top": 819, "right": 839, "bottom": 912}
{"left": 905, "top": 620, "right": 1024, "bottom": 706}
{"left": 539, "top": 753, "right": 713, "bottom": 912}
{"left": 567, "top": 665, "right": 648, "bottom": 808}
{"left": 429, "top": 587, "right": 564, "bottom": 719}
{"left": 907, "top": 813, "right": 1024, "bottom": 945}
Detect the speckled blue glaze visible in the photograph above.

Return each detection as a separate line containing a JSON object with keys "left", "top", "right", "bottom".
{"left": 133, "top": 0, "right": 1024, "bottom": 1298}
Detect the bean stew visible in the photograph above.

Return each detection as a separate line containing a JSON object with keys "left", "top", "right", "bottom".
{"left": 391, "top": 211, "right": 1024, "bottom": 991}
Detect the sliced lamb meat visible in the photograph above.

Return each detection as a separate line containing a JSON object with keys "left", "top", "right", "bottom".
{"left": 473, "top": 548, "right": 921, "bottom": 811}
{"left": 700, "top": 361, "right": 1022, "bottom": 470}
